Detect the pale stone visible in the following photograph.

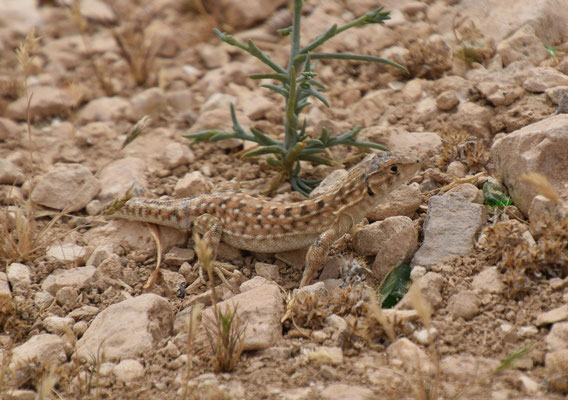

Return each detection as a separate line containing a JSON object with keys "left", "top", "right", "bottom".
{"left": 305, "top": 346, "right": 343, "bottom": 366}
{"left": 436, "top": 90, "right": 459, "bottom": 111}
{"left": 523, "top": 67, "right": 568, "bottom": 93}
{"left": 0, "top": 159, "right": 25, "bottom": 185}
{"left": 451, "top": 102, "right": 493, "bottom": 138}
{"left": 448, "top": 290, "right": 481, "bottom": 320}
{"left": 173, "top": 171, "right": 212, "bottom": 198}
{"left": 207, "top": 0, "right": 288, "bottom": 30}
{"left": 97, "top": 157, "right": 147, "bottom": 203}
{"left": 47, "top": 243, "right": 87, "bottom": 262}
{"left": 496, "top": 24, "right": 549, "bottom": 66}
{"left": 31, "top": 163, "right": 100, "bottom": 212}
{"left": 367, "top": 183, "right": 422, "bottom": 221}
{"left": 198, "top": 44, "right": 230, "bottom": 69}
{"left": 537, "top": 305, "right": 568, "bottom": 327}
{"left": 387, "top": 338, "right": 434, "bottom": 374}
{"left": 471, "top": 267, "right": 505, "bottom": 294}
{"left": 6, "top": 262, "right": 31, "bottom": 291}
{"left": 41, "top": 266, "right": 96, "bottom": 296}
{"left": 9, "top": 334, "right": 67, "bottom": 387}
{"left": 76, "top": 96, "right": 133, "bottom": 123}
{"left": 6, "top": 86, "right": 74, "bottom": 120}
{"left": 320, "top": 384, "right": 373, "bottom": 400}
{"left": 76, "top": 294, "right": 174, "bottom": 361}
{"left": 0, "top": 272, "right": 12, "bottom": 312}
{"left": 447, "top": 183, "right": 483, "bottom": 204}
{"left": 43, "top": 316, "right": 74, "bottom": 335}
{"left": 113, "top": 359, "right": 145, "bottom": 382}
{"left": 131, "top": 87, "right": 168, "bottom": 120}
{"left": 491, "top": 114, "right": 568, "bottom": 216}
{"left": 162, "top": 142, "right": 195, "bottom": 169}
{"left": 255, "top": 262, "right": 280, "bottom": 281}
{"left": 201, "top": 280, "right": 284, "bottom": 351}
{"left": 411, "top": 194, "right": 486, "bottom": 268}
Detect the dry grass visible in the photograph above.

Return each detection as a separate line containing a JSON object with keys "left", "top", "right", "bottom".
{"left": 481, "top": 216, "right": 568, "bottom": 297}
{"left": 437, "top": 128, "right": 489, "bottom": 173}
{"left": 194, "top": 233, "right": 246, "bottom": 373}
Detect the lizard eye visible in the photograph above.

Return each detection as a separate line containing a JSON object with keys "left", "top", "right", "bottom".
{"left": 390, "top": 165, "right": 399, "bottom": 174}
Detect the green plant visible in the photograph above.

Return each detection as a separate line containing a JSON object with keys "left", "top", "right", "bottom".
{"left": 184, "top": 1, "right": 407, "bottom": 195}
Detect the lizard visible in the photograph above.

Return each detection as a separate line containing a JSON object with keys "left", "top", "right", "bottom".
{"left": 105, "top": 152, "right": 421, "bottom": 287}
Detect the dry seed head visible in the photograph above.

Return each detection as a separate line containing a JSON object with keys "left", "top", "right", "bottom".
{"left": 519, "top": 172, "right": 561, "bottom": 204}
{"left": 409, "top": 282, "right": 432, "bottom": 331}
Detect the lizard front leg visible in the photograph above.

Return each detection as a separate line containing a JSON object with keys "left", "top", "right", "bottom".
{"left": 190, "top": 214, "right": 241, "bottom": 290}
{"left": 300, "top": 213, "right": 354, "bottom": 287}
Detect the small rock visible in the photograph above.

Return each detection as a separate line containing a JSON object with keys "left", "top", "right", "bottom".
{"left": 76, "top": 96, "right": 133, "bottom": 123}
{"left": 97, "top": 157, "right": 147, "bottom": 203}
{"left": 491, "top": 114, "right": 568, "bottom": 216}
{"left": 34, "top": 291, "right": 55, "bottom": 309}
{"left": 31, "top": 163, "right": 100, "bottom": 212}
{"left": 73, "top": 321, "right": 88, "bottom": 337}
{"left": 411, "top": 193, "right": 486, "bottom": 268}
{"left": 75, "top": 121, "right": 114, "bottom": 147}
{"left": 67, "top": 305, "right": 99, "bottom": 320}
{"left": 544, "top": 322, "right": 568, "bottom": 350}
{"left": 76, "top": 294, "right": 174, "bottom": 361}
{"left": 207, "top": 0, "right": 287, "bottom": 30}
{"left": 436, "top": 90, "right": 459, "bottom": 111}
{"left": 446, "top": 161, "right": 468, "bottom": 178}
{"left": 401, "top": 79, "right": 423, "bottom": 102}
{"left": 255, "top": 262, "right": 280, "bottom": 281}
{"left": 188, "top": 107, "right": 250, "bottom": 150}
{"left": 367, "top": 183, "right": 422, "bottom": 221}
{"left": 43, "top": 316, "right": 74, "bottom": 335}
{"left": 9, "top": 334, "right": 67, "bottom": 387}
{"left": 496, "top": 24, "right": 549, "bottom": 66}
{"left": 164, "top": 247, "right": 195, "bottom": 267}
{"left": 0, "top": 272, "right": 12, "bottom": 311}
{"left": 113, "top": 359, "right": 145, "bottom": 382}
{"left": 471, "top": 267, "right": 505, "bottom": 294}
{"left": 162, "top": 142, "right": 195, "bottom": 169}
{"left": 6, "top": 263, "right": 31, "bottom": 292}
{"left": 198, "top": 44, "right": 230, "bottom": 69}
{"left": 46, "top": 243, "right": 87, "bottom": 262}
{"left": 0, "top": 117, "right": 23, "bottom": 141}
{"left": 201, "top": 93, "right": 237, "bottom": 114}
{"left": 448, "top": 290, "right": 481, "bottom": 320}
{"left": 452, "top": 102, "right": 493, "bottom": 138}
{"left": 523, "top": 67, "right": 568, "bottom": 93}
{"left": 56, "top": 286, "right": 78, "bottom": 308}
{"left": 546, "top": 86, "right": 568, "bottom": 105}
{"left": 545, "top": 349, "right": 568, "bottom": 393}
{"left": 240, "top": 95, "right": 273, "bottom": 120}
{"left": 447, "top": 183, "right": 483, "bottom": 204}
{"left": 387, "top": 338, "right": 434, "bottom": 373}
{"left": 6, "top": 86, "right": 74, "bottom": 120}
{"left": 320, "top": 384, "right": 373, "bottom": 400}
{"left": 173, "top": 171, "right": 213, "bottom": 198}
{"left": 397, "top": 272, "right": 444, "bottom": 310}
{"left": 41, "top": 266, "right": 96, "bottom": 296}
{"left": 441, "top": 355, "right": 499, "bottom": 380}
{"left": 131, "top": 87, "right": 168, "bottom": 120}
{"left": 201, "top": 280, "right": 284, "bottom": 351}
{"left": 86, "top": 245, "right": 114, "bottom": 268}
{"left": 0, "top": 159, "right": 25, "bottom": 185}
{"left": 305, "top": 346, "right": 343, "bottom": 366}
{"left": 537, "top": 305, "right": 568, "bottom": 326}
{"left": 4, "top": 389, "right": 36, "bottom": 400}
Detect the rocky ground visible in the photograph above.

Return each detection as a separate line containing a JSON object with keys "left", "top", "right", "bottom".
{"left": 1, "top": 0, "right": 568, "bottom": 399}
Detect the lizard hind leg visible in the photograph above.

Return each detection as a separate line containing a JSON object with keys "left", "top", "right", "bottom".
{"left": 300, "top": 213, "right": 354, "bottom": 287}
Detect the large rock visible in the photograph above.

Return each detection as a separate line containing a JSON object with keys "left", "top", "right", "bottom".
{"left": 200, "top": 278, "right": 284, "bottom": 351}
{"left": 6, "top": 86, "right": 74, "bottom": 120}
{"left": 207, "top": 0, "right": 288, "bottom": 30}
{"left": 411, "top": 193, "right": 486, "bottom": 268}
{"left": 491, "top": 114, "right": 568, "bottom": 216}
{"left": 9, "top": 334, "right": 68, "bottom": 387}
{"left": 76, "top": 294, "right": 174, "bottom": 361}
{"left": 96, "top": 157, "right": 147, "bottom": 203}
{"left": 31, "top": 163, "right": 100, "bottom": 212}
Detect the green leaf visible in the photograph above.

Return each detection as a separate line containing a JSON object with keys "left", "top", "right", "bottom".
{"left": 261, "top": 84, "right": 288, "bottom": 97}
{"left": 242, "top": 145, "right": 286, "bottom": 158}
{"left": 380, "top": 264, "right": 411, "bottom": 308}
{"left": 249, "top": 73, "right": 289, "bottom": 83}
{"left": 298, "top": 154, "right": 333, "bottom": 166}
{"left": 483, "top": 182, "right": 513, "bottom": 207}
{"left": 250, "top": 127, "right": 281, "bottom": 146}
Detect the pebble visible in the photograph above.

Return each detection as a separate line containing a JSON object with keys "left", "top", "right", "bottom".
{"left": 113, "top": 359, "right": 145, "bottom": 382}
{"left": 447, "top": 290, "right": 481, "bottom": 320}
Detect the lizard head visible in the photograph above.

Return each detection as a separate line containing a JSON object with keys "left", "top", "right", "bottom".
{"left": 360, "top": 153, "right": 421, "bottom": 198}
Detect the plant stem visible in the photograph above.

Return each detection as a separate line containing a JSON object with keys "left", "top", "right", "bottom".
{"left": 288, "top": 0, "right": 303, "bottom": 71}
